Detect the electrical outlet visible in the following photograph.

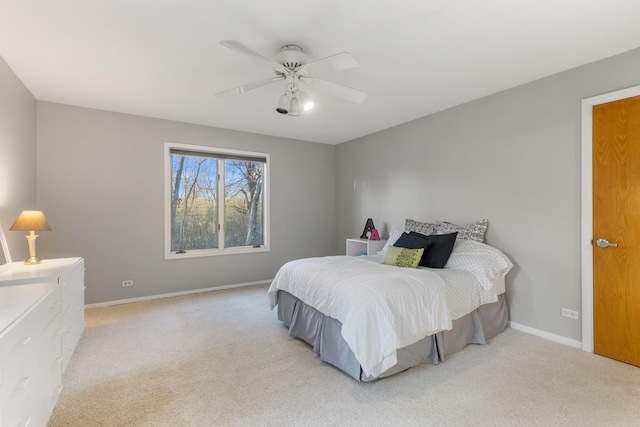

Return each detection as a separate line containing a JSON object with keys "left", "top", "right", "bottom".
{"left": 562, "top": 308, "right": 579, "bottom": 320}
{"left": 122, "top": 280, "right": 133, "bottom": 287}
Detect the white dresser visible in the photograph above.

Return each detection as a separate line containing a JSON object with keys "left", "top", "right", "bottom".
{"left": 0, "top": 258, "right": 85, "bottom": 427}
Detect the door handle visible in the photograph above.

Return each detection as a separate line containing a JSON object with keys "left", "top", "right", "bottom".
{"left": 596, "top": 238, "right": 618, "bottom": 248}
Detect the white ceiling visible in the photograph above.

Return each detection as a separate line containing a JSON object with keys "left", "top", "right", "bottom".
{"left": 2, "top": 1, "right": 640, "bottom": 145}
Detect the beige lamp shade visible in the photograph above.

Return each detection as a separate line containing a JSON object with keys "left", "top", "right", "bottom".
{"left": 9, "top": 210, "right": 52, "bottom": 232}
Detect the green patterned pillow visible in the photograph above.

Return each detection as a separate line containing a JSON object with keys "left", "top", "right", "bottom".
{"left": 381, "top": 246, "right": 424, "bottom": 268}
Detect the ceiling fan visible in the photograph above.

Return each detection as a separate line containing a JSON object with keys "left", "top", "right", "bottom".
{"left": 215, "top": 40, "right": 367, "bottom": 116}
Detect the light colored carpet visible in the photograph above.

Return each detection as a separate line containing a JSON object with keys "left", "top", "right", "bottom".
{"left": 49, "top": 284, "right": 640, "bottom": 427}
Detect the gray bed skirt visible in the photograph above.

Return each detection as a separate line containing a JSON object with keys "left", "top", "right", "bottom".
{"left": 276, "top": 291, "right": 508, "bottom": 381}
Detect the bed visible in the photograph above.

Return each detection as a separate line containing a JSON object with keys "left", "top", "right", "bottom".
{"left": 268, "top": 219, "right": 513, "bottom": 381}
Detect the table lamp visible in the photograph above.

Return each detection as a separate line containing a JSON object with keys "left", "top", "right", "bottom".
{"left": 9, "top": 210, "right": 52, "bottom": 265}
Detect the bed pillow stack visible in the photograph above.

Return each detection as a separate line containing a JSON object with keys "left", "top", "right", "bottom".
{"left": 394, "top": 232, "right": 457, "bottom": 268}
{"left": 377, "top": 219, "right": 489, "bottom": 268}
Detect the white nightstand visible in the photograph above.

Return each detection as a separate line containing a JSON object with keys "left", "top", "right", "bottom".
{"left": 346, "top": 238, "right": 388, "bottom": 256}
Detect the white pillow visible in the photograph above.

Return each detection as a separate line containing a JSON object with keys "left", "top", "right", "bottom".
{"left": 377, "top": 229, "right": 404, "bottom": 255}
{"left": 444, "top": 239, "right": 513, "bottom": 290}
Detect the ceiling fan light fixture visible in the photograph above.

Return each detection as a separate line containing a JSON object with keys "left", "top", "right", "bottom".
{"left": 217, "top": 40, "right": 367, "bottom": 117}
{"left": 276, "top": 94, "right": 289, "bottom": 114}
{"left": 299, "top": 91, "right": 314, "bottom": 111}
{"left": 288, "top": 96, "right": 300, "bottom": 116}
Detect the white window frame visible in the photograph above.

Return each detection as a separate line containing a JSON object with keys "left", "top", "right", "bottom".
{"left": 164, "top": 142, "right": 270, "bottom": 260}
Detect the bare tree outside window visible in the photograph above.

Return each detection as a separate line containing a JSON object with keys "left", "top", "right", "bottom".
{"left": 171, "top": 155, "right": 218, "bottom": 252}
{"left": 225, "top": 160, "right": 263, "bottom": 247}
{"left": 168, "top": 145, "right": 267, "bottom": 256}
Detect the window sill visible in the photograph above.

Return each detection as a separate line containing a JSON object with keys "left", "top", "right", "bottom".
{"left": 165, "top": 245, "right": 270, "bottom": 260}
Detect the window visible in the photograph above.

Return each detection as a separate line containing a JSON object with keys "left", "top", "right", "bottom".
{"left": 164, "top": 142, "right": 269, "bottom": 259}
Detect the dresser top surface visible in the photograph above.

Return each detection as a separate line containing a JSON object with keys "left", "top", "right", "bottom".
{"left": 0, "top": 257, "right": 82, "bottom": 284}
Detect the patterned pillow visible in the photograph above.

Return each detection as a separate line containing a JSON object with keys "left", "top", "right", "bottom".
{"left": 445, "top": 239, "right": 513, "bottom": 290}
{"left": 405, "top": 218, "right": 436, "bottom": 236}
{"left": 381, "top": 246, "right": 424, "bottom": 268}
{"left": 435, "top": 219, "right": 488, "bottom": 242}
{"left": 393, "top": 234, "right": 434, "bottom": 267}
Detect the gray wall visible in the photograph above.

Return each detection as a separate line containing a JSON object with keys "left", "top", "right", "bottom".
{"left": 336, "top": 47, "right": 640, "bottom": 342}
{"left": 0, "top": 55, "right": 37, "bottom": 261}
{"left": 36, "top": 103, "right": 336, "bottom": 304}
{"left": 7, "top": 46, "right": 640, "bottom": 340}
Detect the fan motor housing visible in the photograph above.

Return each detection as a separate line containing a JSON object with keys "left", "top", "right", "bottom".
{"left": 275, "top": 45, "right": 308, "bottom": 70}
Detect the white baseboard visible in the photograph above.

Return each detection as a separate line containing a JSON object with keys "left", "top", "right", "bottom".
{"left": 508, "top": 321, "right": 582, "bottom": 349}
{"left": 85, "top": 280, "right": 272, "bottom": 309}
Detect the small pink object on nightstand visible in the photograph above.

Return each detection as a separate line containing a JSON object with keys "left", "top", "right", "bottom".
{"left": 369, "top": 229, "right": 380, "bottom": 240}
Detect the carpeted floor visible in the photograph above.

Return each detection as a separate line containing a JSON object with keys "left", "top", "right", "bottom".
{"left": 49, "top": 284, "right": 640, "bottom": 426}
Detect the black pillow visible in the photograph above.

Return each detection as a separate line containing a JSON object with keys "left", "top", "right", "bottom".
{"left": 393, "top": 233, "right": 434, "bottom": 267}
{"left": 407, "top": 231, "right": 458, "bottom": 268}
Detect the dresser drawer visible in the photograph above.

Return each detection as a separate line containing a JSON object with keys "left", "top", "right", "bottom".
{"left": 0, "top": 287, "right": 61, "bottom": 376}
{"left": 63, "top": 283, "right": 85, "bottom": 310}
{"left": 62, "top": 291, "right": 85, "bottom": 324}
{"left": 62, "top": 302, "right": 84, "bottom": 366}
{"left": 60, "top": 260, "right": 84, "bottom": 305}
{"left": 2, "top": 311, "right": 62, "bottom": 421}
{"left": 6, "top": 352, "right": 62, "bottom": 427}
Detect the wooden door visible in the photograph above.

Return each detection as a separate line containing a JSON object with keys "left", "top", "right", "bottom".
{"left": 593, "top": 95, "right": 640, "bottom": 366}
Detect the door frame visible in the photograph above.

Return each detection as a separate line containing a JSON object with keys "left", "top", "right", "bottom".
{"left": 581, "top": 84, "right": 640, "bottom": 353}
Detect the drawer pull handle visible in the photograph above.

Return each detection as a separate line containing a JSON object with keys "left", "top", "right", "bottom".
{"left": 17, "top": 336, "right": 32, "bottom": 348}
{"left": 15, "top": 376, "right": 31, "bottom": 392}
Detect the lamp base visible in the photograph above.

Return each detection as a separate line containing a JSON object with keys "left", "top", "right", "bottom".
{"left": 23, "top": 256, "right": 42, "bottom": 265}
{"left": 23, "top": 232, "right": 42, "bottom": 265}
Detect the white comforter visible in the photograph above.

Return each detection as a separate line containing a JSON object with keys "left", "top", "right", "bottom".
{"left": 269, "top": 256, "right": 456, "bottom": 378}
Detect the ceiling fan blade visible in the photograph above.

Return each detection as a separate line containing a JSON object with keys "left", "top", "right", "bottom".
{"left": 216, "top": 75, "right": 284, "bottom": 98}
{"left": 220, "top": 40, "right": 285, "bottom": 72}
{"left": 301, "top": 77, "right": 367, "bottom": 104}
{"left": 299, "top": 52, "right": 360, "bottom": 75}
